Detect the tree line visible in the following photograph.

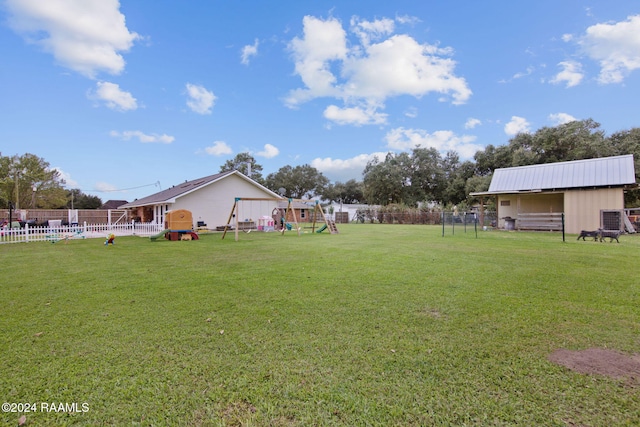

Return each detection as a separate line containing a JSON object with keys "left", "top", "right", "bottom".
{"left": 224, "top": 119, "right": 640, "bottom": 208}
{"left": 2, "top": 119, "right": 639, "bottom": 211}
{"left": 0, "top": 153, "right": 101, "bottom": 210}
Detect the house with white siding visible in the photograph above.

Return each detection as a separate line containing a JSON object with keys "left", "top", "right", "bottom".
{"left": 119, "top": 170, "right": 283, "bottom": 230}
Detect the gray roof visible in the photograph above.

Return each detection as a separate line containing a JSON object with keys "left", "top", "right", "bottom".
{"left": 486, "top": 154, "right": 636, "bottom": 194}
{"left": 119, "top": 170, "right": 280, "bottom": 208}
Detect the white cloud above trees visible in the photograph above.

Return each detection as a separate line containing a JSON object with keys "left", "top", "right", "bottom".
{"left": 323, "top": 105, "right": 387, "bottom": 126}
{"left": 110, "top": 130, "right": 174, "bottom": 144}
{"left": 580, "top": 14, "right": 640, "bottom": 84}
{"left": 204, "top": 141, "right": 232, "bottom": 156}
{"left": 286, "top": 15, "right": 471, "bottom": 126}
{"left": 465, "top": 118, "right": 481, "bottom": 129}
{"left": 311, "top": 152, "right": 387, "bottom": 182}
{"left": 90, "top": 81, "right": 137, "bottom": 111}
{"left": 241, "top": 39, "right": 259, "bottom": 65}
{"left": 385, "top": 127, "right": 481, "bottom": 159}
{"left": 548, "top": 113, "right": 577, "bottom": 125}
{"left": 256, "top": 144, "right": 279, "bottom": 158}
{"left": 185, "top": 83, "right": 216, "bottom": 114}
{"left": 5, "top": 0, "right": 140, "bottom": 78}
{"left": 550, "top": 61, "right": 584, "bottom": 88}
{"left": 504, "top": 116, "right": 531, "bottom": 136}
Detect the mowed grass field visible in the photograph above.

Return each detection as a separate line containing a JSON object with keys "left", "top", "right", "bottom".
{"left": 1, "top": 224, "right": 639, "bottom": 426}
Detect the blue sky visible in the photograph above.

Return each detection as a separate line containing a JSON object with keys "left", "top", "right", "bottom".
{"left": 2, "top": 1, "right": 640, "bottom": 202}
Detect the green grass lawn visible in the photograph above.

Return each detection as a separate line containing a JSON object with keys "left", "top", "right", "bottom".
{"left": 1, "top": 225, "right": 639, "bottom": 426}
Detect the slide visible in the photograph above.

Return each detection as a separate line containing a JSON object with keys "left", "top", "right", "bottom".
{"left": 316, "top": 224, "right": 328, "bottom": 233}
{"left": 149, "top": 229, "right": 170, "bottom": 240}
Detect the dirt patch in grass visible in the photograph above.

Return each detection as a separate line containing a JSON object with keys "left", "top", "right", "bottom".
{"left": 220, "top": 401, "right": 257, "bottom": 426}
{"left": 549, "top": 348, "right": 640, "bottom": 383}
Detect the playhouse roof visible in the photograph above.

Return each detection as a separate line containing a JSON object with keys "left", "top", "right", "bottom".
{"left": 119, "top": 170, "right": 281, "bottom": 208}
{"left": 474, "top": 154, "right": 637, "bottom": 195}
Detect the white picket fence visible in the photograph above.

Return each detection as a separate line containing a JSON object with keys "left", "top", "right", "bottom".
{"left": 0, "top": 221, "right": 165, "bottom": 244}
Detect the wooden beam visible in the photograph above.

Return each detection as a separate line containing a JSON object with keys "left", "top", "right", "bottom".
{"left": 221, "top": 199, "right": 237, "bottom": 240}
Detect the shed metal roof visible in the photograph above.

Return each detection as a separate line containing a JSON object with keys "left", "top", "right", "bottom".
{"left": 486, "top": 154, "right": 636, "bottom": 193}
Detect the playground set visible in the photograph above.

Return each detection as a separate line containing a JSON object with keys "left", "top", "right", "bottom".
{"left": 222, "top": 197, "right": 338, "bottom": 241}
{"left": 149, "top": 209, "right": 199, "bottom": 241}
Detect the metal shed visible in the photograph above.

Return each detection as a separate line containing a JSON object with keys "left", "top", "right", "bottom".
{"left": 471, "top": 155, "right": 638, "bottom": 234}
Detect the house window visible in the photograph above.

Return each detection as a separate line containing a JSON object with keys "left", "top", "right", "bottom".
{"left": 300, "top": 209, "right": 306, "bottom": 219}
{"left": 500, "top": 200, "right": 511, "bottom": 206}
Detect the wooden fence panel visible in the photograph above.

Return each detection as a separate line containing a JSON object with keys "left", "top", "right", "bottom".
{"left": 1, "top": 209, "right": 130, "bottom": 225}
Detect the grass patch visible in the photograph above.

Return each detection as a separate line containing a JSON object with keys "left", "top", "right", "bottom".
{"left": 1, "top": 225, "right": 640, "bottom": 426}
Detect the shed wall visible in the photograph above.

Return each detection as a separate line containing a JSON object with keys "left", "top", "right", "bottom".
{"left": 496, "top": 193, "right": 563, "bottom": 228}
{"left": 564, "top": 188, "right": 624, "bottom": 234}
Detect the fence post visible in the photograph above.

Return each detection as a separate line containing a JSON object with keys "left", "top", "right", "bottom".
{"left": 441, "top": 211, "right": 444, "bottom": 237}
{"left": 25, "top": 223, "right": 29, "bottom": 243}
{"left": 452, "top": 212, "right": 455, "bottom": 235}
{"left": 562, "top": 213, "right": 565, "bottom": 242}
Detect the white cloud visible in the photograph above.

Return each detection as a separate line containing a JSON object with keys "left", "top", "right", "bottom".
{"left": 186, "top": 83, "right": 216, "bottom": 114}
{"left": 110, "top": 130, "right": 174, "bottom": 144}
{"left": 561, "top": 34, "right": 573, "bottom": 42}
{"left": 504, "top": 116, "right": 531, "bottom": 135}
{"left": 241, "top": 39, "right": 259, "bottom": 65}
{"left": 549, "top": 113, "right": 577, "bottom": 125}
{"left": 204, "top": 141, "right": 232, "bottom": 156}
{"left": 404, "top": 107, "right": 418, "bottom": 118}
{"left": 342, "top": 34, "right": 471, "bottom": 104}
{"left": 256, "top": 143, "right": 279, "bottom": 158}
{"left": 465, "top": 118, "right": 481, "bottom": 129}
{"left": 90, "top": 81, "right": 137, "bottom": 111}
{"left": 385, "top": 127, "right": 482, "bottom": 159}
{"left": 395, "top": 15, "right": 421, "bottom": 26}
{"left": 512, "top": 66, "right": 535, "bottom": 80}
{"left": 311, "top": 152, "right": 387, "bottom": 182}
{"left": 550, "top": 61, "right": 584, "bottom": 87}
{"left": 577, "top": 14, "right": 640, "bottom": 84}
{"left": 94, "top": 181, "right": 117, "bottom": 192}
{"left": 53, "top": 167, "right": 78, "bottom": 188}
{"left": 350, "top": 16, "right": 395, "bottom": 46}
{"left": 5, "top": 0, "right": 140, "bottom": 78}
{"left": 285, "top": 16, "right": 348, "bottom": 107}
{"left": 285, "top": 15, "right": 471, "bottom": 121}
{"left": 323, "top": 105, "right": 387, "bottom": 126}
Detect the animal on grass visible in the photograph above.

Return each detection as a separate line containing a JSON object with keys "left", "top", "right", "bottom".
{"left": 599, "top": 229, "right": 622, "bottom": 243}
{"left": 104, "top": 233, "right": 115, "bottom": 245}
{"left": 577, "top": 230, "right": 600, "bottom": 241}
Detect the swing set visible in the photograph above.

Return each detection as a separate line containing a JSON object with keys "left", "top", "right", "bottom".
{"left": 221, "top": 197, "right": 337, "bottom": 241}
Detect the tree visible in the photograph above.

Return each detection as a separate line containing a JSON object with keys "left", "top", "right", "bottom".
{"left": 67, "top": 189, "right": 102, "bottom": 209}
{"left": 442, "top": 159, "right": 476, "bottom": 206}
{"left": 0, "top": 153, "right": 67, "bottom": 209}
{"left": 362, "top": 153, "right": 408, "bottom": 205}
{"left": 607, "top": 127, "right": 640, "bottom": 206}
{"left": 219, "top": 152, "right": 264, "bottom": 184}
{"left": 265, "top": 164, "right": 329, "bottom": 199}
{"left": 323, "top": 179, "right": 364, "bottom": 204}
{"left": 474, "top": 119, "right": 608, "bottom": 172}
{"left": 411, "top": 147, "right": 446, "bottom": 203}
